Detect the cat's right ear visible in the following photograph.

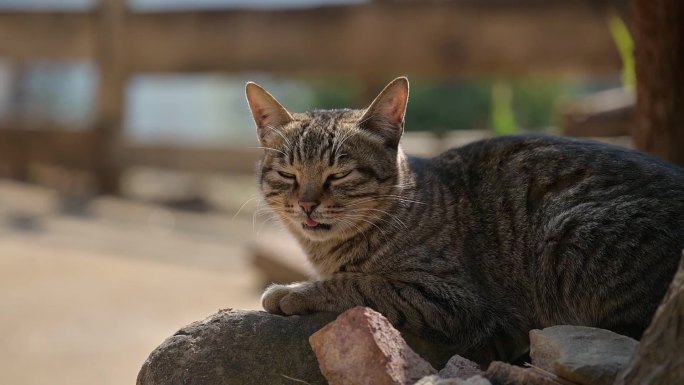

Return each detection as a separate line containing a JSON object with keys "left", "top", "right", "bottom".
{"left": 245, "top": 82, "right": 294, "bottom": 145}
{"left": 359, "top": 77, "right": 409, "bottom": 148}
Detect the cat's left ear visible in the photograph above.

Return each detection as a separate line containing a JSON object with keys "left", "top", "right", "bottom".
{"left": 359, "top": 77, "right": 409, "bottom": 148}
{"left": 245, "top": 82, "right": 294, "bottom": 145}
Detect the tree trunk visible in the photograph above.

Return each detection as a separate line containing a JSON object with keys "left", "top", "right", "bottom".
{"left": 614, "top": 252, "right": 684, "bottom": 385}
{"left": 632, "top": 0, "right": 684, "bottom": 168}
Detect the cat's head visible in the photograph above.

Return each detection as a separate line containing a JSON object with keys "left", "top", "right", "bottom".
{"left": 246, "top": 77, "right": 409, "bottom": 242}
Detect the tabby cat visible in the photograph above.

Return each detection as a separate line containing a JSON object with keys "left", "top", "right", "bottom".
{"left": 245, "top": 77, "right": 684, "bottom": 361}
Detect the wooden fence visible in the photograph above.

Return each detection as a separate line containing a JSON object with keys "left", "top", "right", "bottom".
{"left": 0, "top": 0, "right": 627, "bottom": 193}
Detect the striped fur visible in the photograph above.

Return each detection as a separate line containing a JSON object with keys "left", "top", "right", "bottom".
{"left": 247, "top": 78, "right": 684, "bottom": 362}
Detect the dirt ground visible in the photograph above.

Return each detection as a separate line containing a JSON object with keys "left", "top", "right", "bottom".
{"left": 0, "top": 180, "right": 271, "bottom": 385}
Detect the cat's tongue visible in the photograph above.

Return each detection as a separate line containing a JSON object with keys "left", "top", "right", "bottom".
{"left": 306, "top": 217, "right": 319, "bottom": 227}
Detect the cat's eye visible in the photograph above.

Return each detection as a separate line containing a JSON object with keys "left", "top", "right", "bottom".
{"left": 277, "top": 171, "right": 296, "bottom": 179}
{"left": 327, "top": 171, "right": 352, "bottom": 181}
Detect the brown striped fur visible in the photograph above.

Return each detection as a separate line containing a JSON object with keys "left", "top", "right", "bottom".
{"left": 245, "top": 77, "right": 684, "bottom": 362}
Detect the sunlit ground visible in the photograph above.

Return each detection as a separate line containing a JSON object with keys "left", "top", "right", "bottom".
{"left": 0, "top": 180, "right": 267, "bottom": 385}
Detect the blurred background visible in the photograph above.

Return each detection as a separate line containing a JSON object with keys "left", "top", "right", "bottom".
{"left": 1, "top": 0, "right": 680, "bottom": 384}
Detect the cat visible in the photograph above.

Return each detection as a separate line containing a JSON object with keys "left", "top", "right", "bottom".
{"left": 245, "top": 77, "right": 684, "bottom": 362}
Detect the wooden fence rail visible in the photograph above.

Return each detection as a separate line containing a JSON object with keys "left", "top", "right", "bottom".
{"left": 0, "top": 0, "right": 627, "bottom": 193}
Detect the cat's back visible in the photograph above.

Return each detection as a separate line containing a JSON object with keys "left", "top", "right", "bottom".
{"left": 429, "top": 134, "right": 684, "bottom": 250}
{"left": 422, "top": 135, "right": 684, "bottom": 333}
{"left": 424, "top": 134, "right": 684, "bottom": 214}
{"left": 431, "top": 134, "right": 684, "bottom": 187}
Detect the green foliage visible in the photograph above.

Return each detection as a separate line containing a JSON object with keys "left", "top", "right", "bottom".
{"left": 510, "top": 80, "right": 577, "bottom": 130}
{"left": 302, "top": 78, "right": 615, "bottom": 134}
{"left": 491, "top": 82, "right": 518, "bottom": 135}
{"left": 608, "top": 14, "right": 636, "bottom": 90}
{"left": 405, "top": 81, "right": 491, "bottom": 132}
{"left": 406, "top": 80, "right": 584, "bottom": 133}
{"left": 309, "top": 80, "right": 360, "bottom": 110}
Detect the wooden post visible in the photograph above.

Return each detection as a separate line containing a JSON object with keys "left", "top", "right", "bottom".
{"left": 5, "top": 63, "right": 30, "bottom": 181}
{"left": 632, "top": 0, "right": 684, "bottom": 167}
{"left": 94, "top": 0, "right": 126, "bottom": 194}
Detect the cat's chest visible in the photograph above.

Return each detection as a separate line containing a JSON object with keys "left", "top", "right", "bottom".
{"left": 306, "top": 241, "right": 376, "bottom": 277}
{"left": 308, "top": 243, "right": 409, "bottom": 279}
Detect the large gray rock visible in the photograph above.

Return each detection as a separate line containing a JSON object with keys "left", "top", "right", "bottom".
{"left": 137, "top": 308, "right": 461, "bottom": 385}
{"left": 529, "top": 325, "right": 638, "bottom": 385}
{"left": 137, "top": 309, "right": 335, "bottom": 385}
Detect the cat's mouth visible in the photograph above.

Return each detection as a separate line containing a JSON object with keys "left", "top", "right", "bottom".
{"left": 302, "top": 217, "right": 332, "bottom": 231}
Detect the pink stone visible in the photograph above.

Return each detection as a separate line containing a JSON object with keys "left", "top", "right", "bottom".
{"left": 309, "top": 306, "right": 437, "bottom": 385}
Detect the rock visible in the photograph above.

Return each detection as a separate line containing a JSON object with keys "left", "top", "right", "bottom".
{"left": 414, "top": 374, "right": 492, "bottom": 385}
{"left": 137, "top": 309, "right": 336, "bottom": 385}
{"left": 462, "top": 376, "right": 493, "bottom": 385}
{"left": 414, "top": 375, "right": 451, "bottom": 385}
{"left": 439, "top": 354, "right": 484, "bottom": 379}
{"left": 137, "top": 308, "right": 460, "bottom": 385}
{"left": 485, "top": 362, "right": 559, "bottom": 385}
{"left": 309, "top": 306, "right": 437, "bottom": 385}
{"left": 529, "top": 325, "right": 638, "bottom": 385}
{"left": 614, "top": 252, "right": 684, "bottom": 385}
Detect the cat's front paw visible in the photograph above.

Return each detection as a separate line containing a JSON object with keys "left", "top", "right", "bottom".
{"left": 261, "top": 282, "right": 311, "bottom": 315}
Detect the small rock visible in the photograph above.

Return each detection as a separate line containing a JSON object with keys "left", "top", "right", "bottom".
{"left": 414, "top": 374, "right": 492, "bottom": 385}
{"left": 462, "top": 375, "right": 494, "bottom": 385}
{"left": 414, "top": 375, "right": 457, "bottom": 385}
{"left": 530, "top": 325, "right": 638, "bottom": 385}
{"left": 309, "top": 306, "right": 437, "bottom": 385}
{"left": 485, "top": 362, "right": 558, "bottom": 385}
{"left": 439, "top": 354, "right": 484, "bottom": 379}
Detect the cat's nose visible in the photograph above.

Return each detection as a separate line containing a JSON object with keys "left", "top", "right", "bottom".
{"left": 298, "top": 200, "right": 319, "bottom": 215}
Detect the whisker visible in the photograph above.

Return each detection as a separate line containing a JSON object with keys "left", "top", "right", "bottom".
{"left": 250, "top": 146, "right": 287, "bottom": 156}
{"left": 343, "top": 196, "right": 425, "bottom": 207}
{"left": 342, "top": 213, "right": 389, "bottom": 238}
{"left": 339, "top": 215, "right": 376, "bottom": 243}
{"left": 256, "top": 216, "right": 282, "bottom": 238}
{"left": 333, "top": 129, "right": 358, "bottom": 158}
{"left": 345, "top": 211, "right": 405, "bottom": 233}
{"left": 353, "top": 207, "right": 408, "bottom": 229}
{"left": 374, "top": 195, "right": 425, "bottom": 204}
{"left": 262, "top": 124, "right": 293, "bottom": 151}
{"left": 232, "top": 195, "right": 259, "bottom": 221}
